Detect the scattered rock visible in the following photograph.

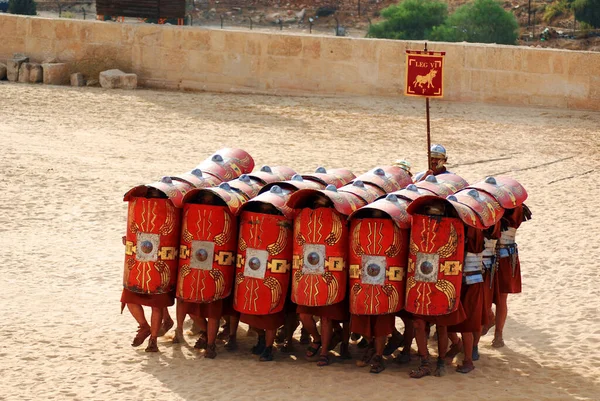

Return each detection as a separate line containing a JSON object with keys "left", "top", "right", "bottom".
{"left": 42, "top": 63, "right": 70, "bottom": 85}
{"left": 7, "top": 58, "right": 27, "bottom": 82}
{"left": 0, "top": 63, "right": 6, "bottom": 80}
{"left": 29, "top": 63, "right": 43, "bottom": 83}
{"left": 18, "top": 63, "right": 32, "bottom": 83}
{"left": 296, "top": 8, "right": 306, "bottom": 22}
{"left": 265, "top": 12, "right": 281, "bottom": 23}
{"left": 99, "top": 69, "right": 137, "bottom": 90}
{"left": 86, "top": 79, "right": 99, "bottom": 87}
{"left": 13, "top": 53, "right": 29, "bottom": 62}
{"left": 70, "top": 72, "right": 85, "bottom": 87}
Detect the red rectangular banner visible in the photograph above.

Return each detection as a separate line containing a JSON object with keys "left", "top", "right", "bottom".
{"left": 405, "top": 50, "right": 445, "bottom": 98}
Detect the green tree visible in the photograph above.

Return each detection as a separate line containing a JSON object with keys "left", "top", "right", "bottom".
{"left": 572, "top": 0, "right": 600, "bottom": 28}
{"left": 8, "top": 0, "right": 37, "bottom": 15}
{"left": 367, "top": 0, "right": 448, "bottom": 40}
{"left": 429, "top": 0, "right": 519, "bottom": 45}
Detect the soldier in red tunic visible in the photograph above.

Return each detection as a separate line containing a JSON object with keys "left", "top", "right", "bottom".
{"left": 466, "top": 176, "right": 531, "bottom": 349}
{"left": 347, "top": 192, "right": 411, "bottom": 373}
{"left": 289, "top": 167, "right": 412, "bottom": 366}
{"left": 443, "top": 189, "right": 504, "bottom": 372}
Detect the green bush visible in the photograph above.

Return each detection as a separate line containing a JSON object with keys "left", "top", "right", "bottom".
{"left": 8, "top": 0, "right": 37, "bottom": 15}
{"left": 367, "top": 0, "right": 448, "bottom": 40}
{"left": 572, "top": 0, "right": 600, "bottom": 28}
{"left": 429, "top": 0, "right": 519, "bottom": 45}
{"left": 543, "top": 0, "right": 574, "bottom": 23}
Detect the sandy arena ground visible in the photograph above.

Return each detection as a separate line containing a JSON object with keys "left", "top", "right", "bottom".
{"left": 1, "top": 81, "right": 599, "bottom": 401}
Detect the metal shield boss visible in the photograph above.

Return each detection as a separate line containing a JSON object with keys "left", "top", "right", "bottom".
{"left": 176, "top": 204, "right": 237, "bottom": 303}
{"left": 405, "top": 214, "right": 465, "bottom": 316}
{"left": 233, "top": 211, "right": 293, "bottom": 315}
{"left": 123, "top": 197, "right": 181, "bottom": 295}
{"left": 291, "top": 208, "right": 349, "bottom": 306}
{"left": 348, "top": 218, "right": 408, "bottom": 315}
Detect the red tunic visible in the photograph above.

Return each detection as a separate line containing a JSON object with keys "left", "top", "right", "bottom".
{"left": 497, "top": 205, "right": 524, "bottom": 294}
{"left": 350, "top": 314, "right": 396, "bottom": 338}
{"left": 296, "top": 300, "right": 349, "bottom": 321}
{"left": 240, "top": 312, "right": 285, "bottom": 331}
{"left": 185, "top": 296, "right": 238, "bottom": 320}
{"left": 482, "top": 221, "right": 501, "bottom": 313}
{"left": 449, "top": 226, "right": 485, "bottom": 333}
{"left": 120, "top": 288, "right": 174, "bottom": 309}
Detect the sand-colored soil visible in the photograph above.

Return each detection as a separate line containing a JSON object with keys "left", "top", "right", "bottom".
{"left": 1, "top": 82, "right": 599, "bottom": 400}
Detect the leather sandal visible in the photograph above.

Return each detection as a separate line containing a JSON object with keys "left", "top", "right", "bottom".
{"left": 132, "top": 325, "right": 151, "bottom": 347}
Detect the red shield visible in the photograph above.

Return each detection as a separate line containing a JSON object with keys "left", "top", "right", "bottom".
{"left": 415, "top": 176, "right": 455, "bottom": 197}
{"left": 123, "top": 197, "right": 181, "bottom": 294}
{"left": 353, "top": 166, "right": 413, "bottom": 193}
{"left": 176, "top": 204, "right": 238, "bottom": 303}
{"left": 468, "top": 176, "right": 528, "bottom": 209}
{"left": 405, "top": 50, "right": 445, "bottom": 98}
{"left": 451, "top": 189, "right": 504, "bottom": 227}
{"left": 405, "top": 213, "right": 465, "bottom": 316}
{"left": 291, "top": 207, "right": 349, "bottom": 307}
{"left": 173, "top": 169, "right": 216, "bottom": 188}
{"left": 305, "top": 168, "right": 356, "bottom": 187}
{"left": 233, "top": 211, "right": 293, "bottom": 315}
{"left": 197, "top": 148, "right": 255, "bottom": 182}
{"left": 348, "top": 217, "right": 408, "bottom": 315}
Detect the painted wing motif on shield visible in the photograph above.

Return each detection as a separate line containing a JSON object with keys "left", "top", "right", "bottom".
{"left": 214, "top": 211, "right": 232, "bottom": 246}
{"left": 325, "top": 212, "right": 343, "bottom": 246}
{"left": 210, "top": 269, "right": 225, "bottom": 300}
{"left": 266, "top": 223, "right": 288, "bottom": 256}
{"left": 263, "top": 277, "right": 283, "bottom": 312}
{"left": 352, "top": 221, "right": 365, "bottom": 256}
{"left": 385, "top": 225, "right": 402, "bottom": 257}
{"left": 382, "top": 284, "right": 399, "bottom": 314}
{"left": 323, "top": 272, "right": 339, "bottom": 305}
{"left": 437, "top": 224, "right": 458, "bottom": 258}
{"left": 435, "top": 279, "right": 457, "bottom": 311}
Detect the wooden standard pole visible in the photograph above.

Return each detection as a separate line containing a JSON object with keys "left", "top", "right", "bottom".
{"left": 424, "top": 42, "right": 431, "bottom": 170}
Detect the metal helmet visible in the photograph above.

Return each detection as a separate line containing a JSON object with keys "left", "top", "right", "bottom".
{"left": 430, "top": 144, "right": 447, "bottom": 160}
{"left": 393, "top": 159, "right": 412, "bottom": 174}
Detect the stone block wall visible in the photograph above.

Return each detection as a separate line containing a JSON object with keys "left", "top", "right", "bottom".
{"left": 1, "top": 14, "right": 599, "bottom": 111}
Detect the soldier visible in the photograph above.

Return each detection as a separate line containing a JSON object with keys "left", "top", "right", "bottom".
{"left": 466, "top": 176, "right": 531, "bottom": 349}
{"left": 414, "top": 144, "right": 452, "bottom": 182}
{"left": 492, "top": 202, "right": 531, "bottom": 348}
{"left": 348, "top": 193, "right": 411, "bottom": 373}
{"left": 442, "top": 188, "right": 503, "bottom": 372}
{"left": 121, "top": 180, "right": 188, "bottom": 352}
{"left": 405, "top": 197, "right": 468, "bottom": 378}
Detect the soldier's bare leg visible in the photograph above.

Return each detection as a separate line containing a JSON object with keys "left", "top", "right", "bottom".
{"left": 281, "top": 312, "right": 299, "bottom": 352}
{"left": 409, "top": 318, "right": 431, "bottom": 378}
{"left": 173, "top": 300, "right": 187, "bottom": 343}
{"left": 397, "top": 316, "right": 414, "bottom": 363}
{"left": 446, "top": 332, "right": 463, "bottom": 361}
{"left": 145, "top": 307, "right": 163, "bottom": 352}
{"left": 493, "top": 293, "right": 508, "bottom": 347}
{"left": 224, "top": 315, "right": 239, "bottom": 351}
{"left": 369, "top": 336, "right": 387, "bottom": 374}
{"left": 457, "top": 332, "right": 475, "bottom": 373}
{"left": 299, "top": 313, "right": 322, "bottom": 358}
{"left": 160, "top": 307, "right": 174, "bottom": 336}
{"left": 259, "top": 329, "right": 276, "bottom": 362}
{"left": 434, "top": 325, "right": 449, "bottom": 376}
{"left": 317, "top": 317, "right": 333, "bottom": 366}
{"left": 127, "top": 303, "right": 151, "bottom": 347}
{"left": 339, "top": 321, "right": 351, "bottom": 359}
{"left": 205, "top": 317, "right": 219, "bottom": 358}
{"left": 473, "top": 330, "right": 482, "bottom": 360}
